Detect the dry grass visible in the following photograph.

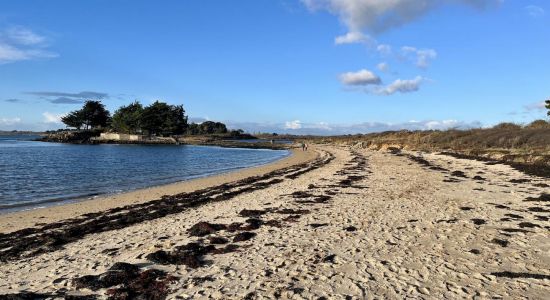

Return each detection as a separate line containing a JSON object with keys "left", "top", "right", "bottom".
{"left": 357, "top": 127, "right": 550, "bottom": 152}
{"left": 307, "top": 122, "right": 550, "bottom": 166}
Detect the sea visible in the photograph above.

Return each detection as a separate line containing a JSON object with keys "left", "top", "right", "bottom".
{"left": 0, "top": 134, "right": 290, "bottom": 214}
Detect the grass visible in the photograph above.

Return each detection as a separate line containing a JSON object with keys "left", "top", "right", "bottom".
{"left": 308, "top": 120, "right": 550, "bottom": 166}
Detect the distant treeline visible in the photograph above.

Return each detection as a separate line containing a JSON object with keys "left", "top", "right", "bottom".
{"left": 61, "top": 100, "right": 243, "bottom": 137}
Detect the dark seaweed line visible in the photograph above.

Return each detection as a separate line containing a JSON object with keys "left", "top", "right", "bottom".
{"left": 0, "top": 150, "right": 335, "bottom": 262}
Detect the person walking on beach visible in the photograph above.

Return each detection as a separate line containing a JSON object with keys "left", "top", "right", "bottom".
{"left": 300, "top": 142, "right": 305, "bottom": 151}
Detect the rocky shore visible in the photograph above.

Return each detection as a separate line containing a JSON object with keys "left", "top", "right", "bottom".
{"left": 39, "top": 131, "right": 290, "bottom": 150}
{"left": 0, "top": 145, "right": 549, "bottom": 299}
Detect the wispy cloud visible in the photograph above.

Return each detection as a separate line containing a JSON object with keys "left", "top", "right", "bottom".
{"left": 42, "top": 112, "right": 65, "bottom": 123}
{"left": 26, "top": 91, "right": 109, "bottom": 104}
{"left": 376, "top": 44, "right": 392, "bottom": 55}
{"left": 4, "top": 98, "right": 23, "bottom": 103}
{"left": 49, "top": 97, "right": 84, "bottom": 104}
{"left": 0, "top": 117, "right": 22, "bottom": 126}
{"left": 377, "top": 62, "right": 389, "bottom": 72}
{"left": 507, "top": 101, "right": 547, "bottom": 117}
{"left": 401, "top": 46, "right": 437, "bottom": 69}
{"left": 6, "top": 27, "right": 46, "bottom": 45}
{"left": 525, "top": 5, "right": 545, "bottom": 18}
{"left": 27, "top": 91, "right": 108, "bottom": 99}
{"left": 334, "top": 31, "right": 373, "bottom": 45}
{"left": 0, "top": 26, "right": 57, "bottom": 64}
{"left": 524, "top": 101, "right": 546, "bottom": 112}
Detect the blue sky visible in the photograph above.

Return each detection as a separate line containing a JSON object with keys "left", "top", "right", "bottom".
{"left": 0, "top": 0, "right": 548, "bottom": 134}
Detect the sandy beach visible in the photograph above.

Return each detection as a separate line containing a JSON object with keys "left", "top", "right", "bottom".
{"left": 1, "top": 145, "right": 549, "bottom": 299}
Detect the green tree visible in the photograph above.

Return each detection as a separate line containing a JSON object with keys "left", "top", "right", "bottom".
{"left": 140, "top": 101, "right": 188, "bottom": 136}
{"left": 545, "top": 99, "right": 550, "bottom": 117}
{"left": 80, "top": 100, "right": 111, "bottom": 129}
{"left": 199, "top": 121, "right": 228, "bottom": 134}
{"left": 111, "top": 101, "right": 144, "bottom": 134}
{"left": 61, "top": 100, "right": 110, "bottom": 130}
{"left": 185, "top": 121, "right": 229, "bottom": 135}
{"left": 186, "top": 123, "right": 200, "bottom": 135}
{"left": 61, "top": 111, "right": 83, "bottom": 129}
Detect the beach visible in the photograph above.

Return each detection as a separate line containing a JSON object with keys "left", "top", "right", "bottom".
{"left": 0, "top": 148, "right": 315, "bottom": 234}
{"left": 1, "top": 145, "right": 549, "bottom": 299}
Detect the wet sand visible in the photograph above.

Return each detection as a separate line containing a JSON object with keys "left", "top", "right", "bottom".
{"left": 0, "top": 145, "right": 549, "bottom": 299}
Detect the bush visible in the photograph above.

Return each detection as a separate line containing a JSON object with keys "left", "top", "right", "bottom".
{"left": 526, "top": 120, "right": 550, "bottom": 129}
{"left": 492, "top": 122, "right": 522, "bottom": 130}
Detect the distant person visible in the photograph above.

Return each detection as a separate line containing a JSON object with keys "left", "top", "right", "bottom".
{"left": 300, "top": 142, "right": 305, "bottom": 151}
{"left": 304, "top": 143, "right": 308, "bottom": 151}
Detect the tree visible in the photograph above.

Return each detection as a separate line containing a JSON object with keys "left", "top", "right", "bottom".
{"left": 80, "top": 100, "right": 110, "bottom": 129}
{"left": 185, "top": 121, "right": 229, "bottom": 135}
{"left": 199, "top": 121, "right": 227, "bottom": 134}
{"left": 545, "top": 99, "right": 550, "bottom": 117}
{"left": 186, "top": 123, "right": 200, "bottom": 135}
{"left": 61, "top": 111, "right": 83, "bottom": 129}
{"left": 61, "top": 100, "right": 110, "bottom": 130}
{"left": 111, "top": 101, "right": 143, "bottom": 134}
{"left": 140, "top": 101, "right": 188, "bottom": 136}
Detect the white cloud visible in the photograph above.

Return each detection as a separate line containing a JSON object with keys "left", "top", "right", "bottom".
{"left": 423, "top": 119, "right": 464, "bottom": 129}
{"left": 339, "top": 69, "right": 382, "bottom": 86}
{"left": 334, "top": 31, "right": 374, "bottom": 45}
{"left": 376, "top": 44, "right": 392, "bottom": 55}
{"left": 402, "top": 46, "right": 437, "bottom": 68}
{"left": 0, "top": 26, "right": 57, "bottom": 64}
{"left": 377, "top": 62, "right": 389, "bottom": 72}
{"left": 525, "top": 5, "right": 545, "bottom": 18}
{"left": 302, "top": 0, "right": 498, "bottom": 89}
{"left": 302, "top": 0, "right": 498, "bottom": 34}
{"left": 376, "top": 76, "right": 424, "bottom": 95}
{"left": 0, "top": 117, "right": 22, "bottom": 126}
{"left": 42, "top": 112, "right": 65, "bottom": 124}
{"left": 285, "top": 120, "right": 302, "bottom": 129}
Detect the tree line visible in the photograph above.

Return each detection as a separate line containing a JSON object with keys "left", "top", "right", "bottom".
{"left": 61, "top": 100, "right": 238, "bottom": 136}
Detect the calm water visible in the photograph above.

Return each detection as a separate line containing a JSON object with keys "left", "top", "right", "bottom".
{"left": 0, "top": 135, "right": 289, "bottom": 213}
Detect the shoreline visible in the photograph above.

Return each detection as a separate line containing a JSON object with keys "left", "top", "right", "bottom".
{"left": 0, "top": 148, "right": 317, "bottom": 234}
{"left": 0, "top": 145, "right": 548, "bottom": 298}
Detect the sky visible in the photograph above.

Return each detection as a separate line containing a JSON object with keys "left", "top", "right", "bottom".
{"left": 0, "top": 0, "right": 549, "bottom": 134}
